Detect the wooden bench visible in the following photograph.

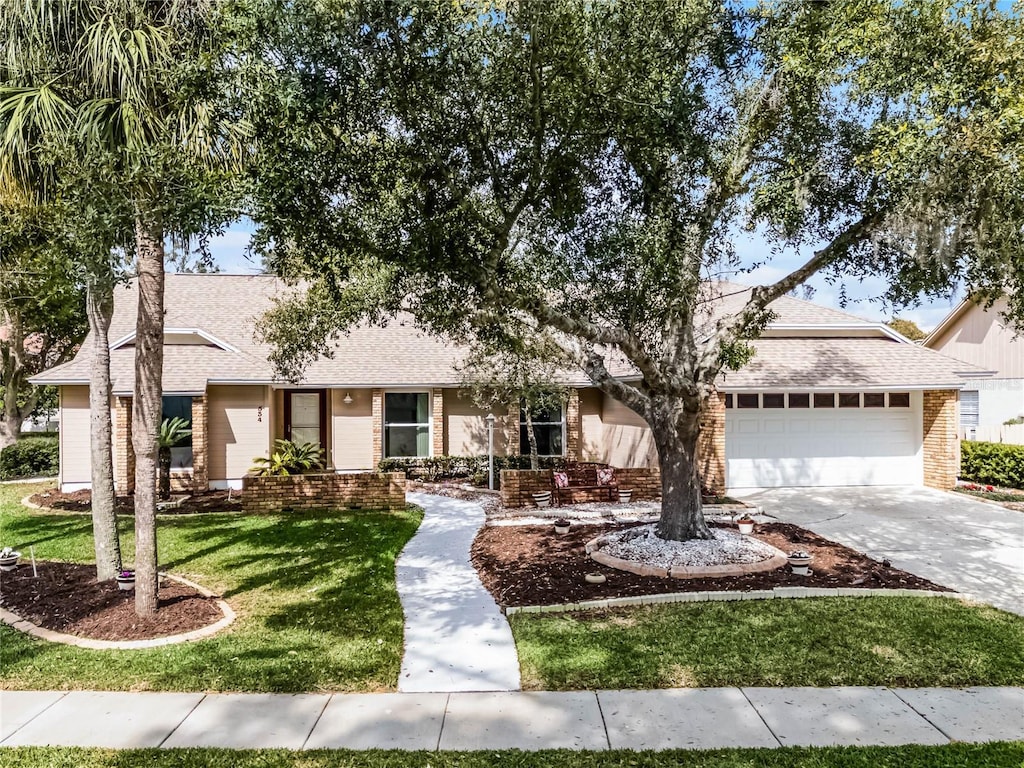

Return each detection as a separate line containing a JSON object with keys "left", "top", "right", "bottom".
{"left": 551, "top": 462, "right": 618, "bottom": 505}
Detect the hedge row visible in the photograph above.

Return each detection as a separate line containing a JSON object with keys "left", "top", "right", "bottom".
{"left": 960, "top": 440, "right": 1024, "bottom": 490}
{"left": 0, "top": 435, "right": 59, "bottom": 480}
{"left": 377, "top": 454, "right": 567, "bottom": 483}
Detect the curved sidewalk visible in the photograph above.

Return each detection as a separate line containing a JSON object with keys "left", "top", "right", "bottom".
{"left": 397, "top": 493, "right": 520, "bottom": 692}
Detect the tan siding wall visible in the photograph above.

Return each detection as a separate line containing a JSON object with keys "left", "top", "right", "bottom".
{"left": 332, "top": 388, "right": 374, "bottom": 470}
{"left": 579, "top": 388, "right": 604, "bottom": 462}
{"left": 59, "top": 386, "right": 92, "bottom": 485}
{"left": 443, "top": 389, "right": 511, "bottom": 456}
{"left": 208, "top": 385, "right": 271, "bottom": 481}
{"left": 601, "top": 394, "right": 659, "bottom": 468}
{"left": 929, "top": 298, "right": 1024, "bottom": 377}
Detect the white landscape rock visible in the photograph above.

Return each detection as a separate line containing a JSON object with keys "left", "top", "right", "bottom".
{"left": 595, "top": 524, "right": 781, "bottom": 570}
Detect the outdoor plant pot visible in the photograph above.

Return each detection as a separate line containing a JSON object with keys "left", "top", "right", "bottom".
{"left": 585, "top": 572, "right": 607, "bottom": 584}
{"left": 0, "top": 548, "right": 20, "bottom": 572}
{"left": 115, "top": 571, "right": 136, "bottom": 591}
{"left": 736, "top": 517, "right": 755, "bottom": 535}
{"left": 787, "top": 551, "right": 813, "bottom": 576}
{"left": 618, "top": 489, "right": 633, "bottom": 504}
{"left": 532, "top": 491, "right": 552, "bottom": 508}
{"left": 553, "top": 519, "right": 571, "bottom": 534}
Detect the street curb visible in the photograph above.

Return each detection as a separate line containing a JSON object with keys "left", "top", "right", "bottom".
{"left": 503, "top": 587, "right": 963, "bottom": 616}
{"left": 0, "top": 572, "right": 236, "bottom": 650}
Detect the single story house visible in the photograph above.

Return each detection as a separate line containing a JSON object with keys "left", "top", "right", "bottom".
{"left": 33, "top": 274, "right": 980, "bottom": 493}
{"left": 922, "top": 296, "right": 1024, "bottom": 440}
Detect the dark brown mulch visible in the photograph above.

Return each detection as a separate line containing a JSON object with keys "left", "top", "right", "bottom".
{"left": 0, "top": 561, "right": 224, "bottom": 641}
{"left": 472, "top": 521, "right": 952, "bottom": 607}
{"left": 28, "top": 488, "right": 242, "bottom": 515}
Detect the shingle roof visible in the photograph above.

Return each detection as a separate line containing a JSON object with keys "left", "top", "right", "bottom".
{"left": 32, "top": 274, "right": 982, "bottom": 392}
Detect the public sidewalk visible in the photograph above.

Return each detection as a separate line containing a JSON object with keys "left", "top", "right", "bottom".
{"left": 2, "top": 686, "right": 1022, "bottom": 750}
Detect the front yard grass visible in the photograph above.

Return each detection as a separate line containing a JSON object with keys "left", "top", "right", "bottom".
{"left": 2, "top": 744, "right": 1024, "bottom": 768}
{"left": 511, "top": 597, "right": 1024, "bottom": 691}
{"left": 0, "top": 483, "right": 422, "bottom": 692}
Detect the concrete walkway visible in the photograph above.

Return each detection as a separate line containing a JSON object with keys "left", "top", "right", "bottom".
{"left": 2, "top": 687, "right": 1021, "bottom": 750}
{"left": 737, "top": 487, "right": 1024, "bottom": 615}
{"left": 396, "top": 493, "right": 520, "bottom": 692}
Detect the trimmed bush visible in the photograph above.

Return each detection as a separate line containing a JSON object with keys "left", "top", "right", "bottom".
{"left": 378, "top": 454, "right": 567, "bottom": 484}
{"left": 960, "top": 440, "right": 1024, "bottom": 490}
{"left": 0, "top": 435, "right": 59, "bottom": 480}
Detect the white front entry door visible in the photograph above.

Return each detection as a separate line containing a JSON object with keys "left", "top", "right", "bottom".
{"left": 725, "top": 398, "right": 922, "bottom": 489}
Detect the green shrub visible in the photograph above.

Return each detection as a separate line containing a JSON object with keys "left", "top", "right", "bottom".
{"left": 377, "top": 454, "right": 566, "bottom": 484}
{"left": 960, "top": 440, "right": 1024, "bottom": 489}
{"left": 0, "top": 435, "right": 59, "bottom": 479}
{"left": 250, "top": 439, "right": 325, "bottom": 476}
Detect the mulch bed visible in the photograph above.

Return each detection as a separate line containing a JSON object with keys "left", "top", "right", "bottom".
{"left": 28, "top": 488, "right": 242, "bottom": 515}
{"left": 0, "top": 561, "right": 224, "bottom": 641}
{"left": 472, "top": 521, "right": 952, "bottom": 607}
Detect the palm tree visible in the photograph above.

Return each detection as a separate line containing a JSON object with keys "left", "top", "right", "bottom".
{"left": 157, "top": 417, "right": 192, "bottom": 500}
{"left": 0, "top": 0, "right": 246, "bottom": 614}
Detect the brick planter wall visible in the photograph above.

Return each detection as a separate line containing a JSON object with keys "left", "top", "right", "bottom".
{"left": 242, "top": 471, "right": 406, "bottom": 514}
{"left": 501, "top": 467, "right": 662, "bottom": 508}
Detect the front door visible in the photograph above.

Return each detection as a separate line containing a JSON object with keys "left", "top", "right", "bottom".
{"left": 285, "top": 390, "right": 327, "bottom": 450}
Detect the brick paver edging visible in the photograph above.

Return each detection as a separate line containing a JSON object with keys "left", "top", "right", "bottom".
{"left": 0, "top": 572, "right": 236, "bottom": 650}
{"left": 503, "top": 587, "right": 965, "bottom": 615}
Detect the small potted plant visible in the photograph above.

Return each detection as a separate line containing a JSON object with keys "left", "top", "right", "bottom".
{"left": 736, "top": 515, "right": 755, "bottom": 535}
{"left": 618, "top": 488, "right": 633, "bottom": 504}
{"left": 115, "top": 569, "right": 136, "bottom": 591}
{"left": 585, "top": 572, "right": 607, "bottom": 584}
{"left": 787, "top": 551, "right": 812, "bottom": 576}
{"left": 0, "top": 546, "right": 20, "bottom": 572}
{"left": 553, "top": 518, "right": 571, "bottom": 534}
{"left": 532, "top": 490, "right": 552, "bottom": 508}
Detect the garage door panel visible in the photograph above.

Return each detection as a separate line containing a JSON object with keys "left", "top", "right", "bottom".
{"left": 726, "top": 403, "right": 920, "bottom": 488}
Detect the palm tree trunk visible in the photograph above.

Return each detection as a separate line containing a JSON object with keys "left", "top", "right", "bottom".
{"left": 132, "top": 212, "right": 165, "bottom": 616}
{"left": 86, "top": 274, "right": 122, "bottom": 581}
{"left": 158, "top": 446, "right": 171, "bottom": 500}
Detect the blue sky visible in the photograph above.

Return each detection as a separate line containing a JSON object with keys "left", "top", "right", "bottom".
{"left": 203, "top": 219, "right": 962, "bottom": 333}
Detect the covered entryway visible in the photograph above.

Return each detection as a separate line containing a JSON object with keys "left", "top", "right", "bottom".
{"left": 724, "top": 391, "right": 922, "bottom": 489}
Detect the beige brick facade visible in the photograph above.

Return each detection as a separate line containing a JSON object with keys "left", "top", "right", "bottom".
{"left": 432, "top": 388, "right": 444, "bottom": 456}
{"left": 697, "top": 392, "right": 727, "bottom": 495}
{"left": 114, "top": 396, "right": 134, "bottom": 494}
{"left": 191, "top": 394, "right": 208, "bottom": 492}
{"left": 923, "top": 389, "right": 959, "bottom": 489}
{"left": 506, "top": 402, "right": 520, "bottom": 455}
{"left": 565, "top": 388, "right": 580, "bottom": 461}
{"left": 371, "top": 388, "right": 383, "bottom": 467}
{"left": 242, "top": 471, "right": 407, "bottom": 514}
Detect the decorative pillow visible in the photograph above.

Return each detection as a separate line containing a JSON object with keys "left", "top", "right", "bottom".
{"left": 597, "top": 467, "right": 615, "bottom": 485}
{"left": 553, "top": 471, "right": 570, "bottom": 489}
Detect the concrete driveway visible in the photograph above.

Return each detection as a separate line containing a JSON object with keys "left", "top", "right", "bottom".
{"left": 734, "top": 486, "right": 1024, "bottom": 616}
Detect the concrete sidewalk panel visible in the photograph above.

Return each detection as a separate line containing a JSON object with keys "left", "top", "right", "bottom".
{"left": 304, "top": 693, "right": 447, "bottom": 750}
{"left": 894, "top": 687, "right": 1024, "bottom": 743}
{"left": 744, "top": 686, "right": 948, "bottom": 747}
{"left": 0, "top": 691, "right": 65, "bottom": 742}
{"left": 162, "top": 693, "right": 328, "bottom": 749}
{"left": 600, "top": 688, "right": 779, "bottom": 750}
{"left": 2, "top": 691, "right": 201, "bottom": 748}
{"left": 439, "top": 691, "right": 607, "bottom": 750}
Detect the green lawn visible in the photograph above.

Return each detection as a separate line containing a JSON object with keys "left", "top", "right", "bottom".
{"left": 0, "top": 483, "right": 421, "bottom": 692}
{"left": 511, "top": 598, "right": 1024, "bottom": 690}
{"left": 2, "top": 745, "right": 1023, "bottom": 768}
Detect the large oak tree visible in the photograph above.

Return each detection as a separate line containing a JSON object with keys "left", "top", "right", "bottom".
{"left": 247, "top": 0, "right": 1021, "bottom": 541}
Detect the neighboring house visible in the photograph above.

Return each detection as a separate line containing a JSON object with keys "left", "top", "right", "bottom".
{"left": 923, "top": 297, "right": 1024, "bottom": 441}
{"left": 32, "top": 274, "right": 979, "bottom": 494}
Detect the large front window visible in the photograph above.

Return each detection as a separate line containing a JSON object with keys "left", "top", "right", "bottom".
{"left": 385, "top": 392, "right": 430, "bottom": 457}
{"left": 161, "top": 396, "right": 193, "bottom": 470}
{"left": 520, "top": 404, "right": 564, "bottom": 456}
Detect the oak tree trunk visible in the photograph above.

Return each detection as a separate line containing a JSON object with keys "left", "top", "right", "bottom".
{"left": 132, "top": 214, "right": 165, "bottom": 616}
{"left": 0, "top": 310, "right": 34, "bottom": 452}
{"left": 86, "top": 276, "right": 122, "bottom": 581}
{"left": 651, "top": 396, "right": 712, "bottom": 542}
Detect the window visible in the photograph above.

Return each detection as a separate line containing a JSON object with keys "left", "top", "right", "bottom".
{"left": 762, "top": 393, "right": 785, "bottom": 409}
{"left": 520, "top": 404, "right": 564, "bottom": 456}
{"left": 864, "top": 393, "right": 886, "bottom": 408}
{"left": 839, "top": 393, "right": 860, "bottom": 408}
{"left": 889, "top": 392, "right": 911, "bottom": 408}
{"left": 724, "top": 393, "right": 734, "bottom": 409}
{"left": 813, "top": 393, "right": 835, "bottom": 408}
{"left": 960, "top": 390, "right": 979, "bottom": 428}
{"left": 161, "top": 396, "right": 193, "bottom": 470}
{"left": 737, "top": 394, "right": 759, "bottom": 409}
{"left": 788, "top": 393, "right": 810, "bottom": 408}
{"left": 384, "top": 392, "right": 430, "bottom": 457}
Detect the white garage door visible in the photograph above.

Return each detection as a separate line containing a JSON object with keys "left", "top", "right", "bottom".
{"left": 725, "top": 392, "right": 921, "bottom": 489}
